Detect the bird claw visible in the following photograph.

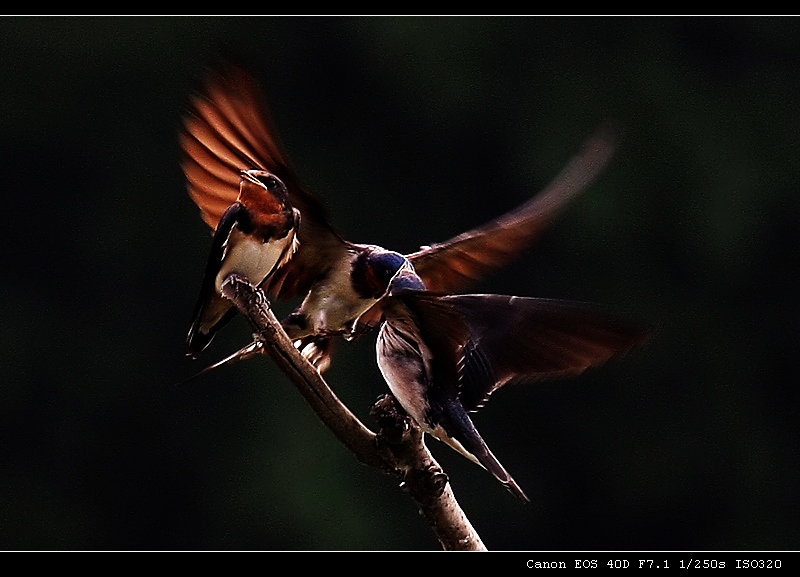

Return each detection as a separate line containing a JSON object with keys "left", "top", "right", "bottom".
{"left": 371, "top": 394, "right": 414, "bottom": 443}
{"left": 402, "top": 464, "right": 448, "bottom": 501}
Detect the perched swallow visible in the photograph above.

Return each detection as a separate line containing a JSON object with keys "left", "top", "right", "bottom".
{"left": 375, "top": 265, "right": 647, "bottom": 502}
{"left": 187, "top": 169, "right": 299, "bottom": 358}
{"left": 181, "top": 62, "right": 618, "bottom": 369}
{"left": 180, "top": 62, "right": 646, "bottom": 502}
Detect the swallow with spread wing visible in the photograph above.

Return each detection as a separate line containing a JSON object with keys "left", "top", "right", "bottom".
{"left": 181, "top": 63, "right": 618, "bottom": 370}
{"left": 374, "top": 263, "right": 646, "bottom": 502}
{"left": 181, "top": 63, "right": 646, "bottom": 500}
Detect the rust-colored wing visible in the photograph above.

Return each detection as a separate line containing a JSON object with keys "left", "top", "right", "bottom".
{"left": 408, "top": 123, "right": 618, "bottom": 293}
{"left": 180, "top": 63, "right": 350, "bottom": 300}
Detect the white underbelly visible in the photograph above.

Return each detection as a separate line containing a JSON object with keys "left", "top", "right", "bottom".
{"left": 376, "top": 325, "right": 431, "bottom": 427}
{"left": 376, "top": 323, "right": 482, "bottom": 467}
{"left": 215, "top": 231, "right": 290, "bottom": 292}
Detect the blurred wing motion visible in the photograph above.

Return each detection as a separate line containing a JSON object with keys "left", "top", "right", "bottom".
{"left": 408, "top": 122, "right": 618, "bottom": 293}
{"left": 180, "top": 63, "right": 350, "bottom": 302}
{"left": 378, "top": 286, "right": 647, "bottom": 501}
{"left": 402, "top": 292, "right": 647, "bottom": 411}
{"left": 181, "top": 61, "right": 622, "bottom": 375}
{"left": 355, "top": 123, "right": 619, "bottom": 334}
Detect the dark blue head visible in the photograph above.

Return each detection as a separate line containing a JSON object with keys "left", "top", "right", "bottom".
{"left": 352, "top": 248, "right": 413, "bottom": 299}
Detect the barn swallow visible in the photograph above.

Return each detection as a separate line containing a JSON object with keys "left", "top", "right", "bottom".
{"left": 180, "top": 62, "right": 618, "bottom": 369}
{"left": 375, "top": 265, "right": 647, "bottom": 502}
{"left": 186, "top": 169, "right": 299, "bottom": 358}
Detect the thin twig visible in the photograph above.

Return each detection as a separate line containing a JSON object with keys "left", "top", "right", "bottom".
{"left": 220, "top": 274, "right": 486, "bottom": 551}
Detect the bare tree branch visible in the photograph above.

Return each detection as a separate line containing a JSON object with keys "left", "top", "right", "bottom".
{"left": 370, "top": 395, "right": 486, "bottom": 551}
{"left": 220, "top": 274, "right": 486, "bottom": 551}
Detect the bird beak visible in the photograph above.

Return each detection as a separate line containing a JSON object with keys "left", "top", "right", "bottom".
{"left": 239, "top": 169, "right": 262, "bottom": 185}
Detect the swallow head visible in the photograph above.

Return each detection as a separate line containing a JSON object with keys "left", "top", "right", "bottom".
{"left": 351, "top": 247, "right": 416, "bottom": 300}
{"left": 237, "top": 169, "right": 297, "bottom": 235}
{"left": 240, "top": 168, "right": 285, "bottom": 193}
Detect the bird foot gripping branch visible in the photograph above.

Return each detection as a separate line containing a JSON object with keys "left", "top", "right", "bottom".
{"left": 371, "top": 394, "right": 450, "bottom": 503}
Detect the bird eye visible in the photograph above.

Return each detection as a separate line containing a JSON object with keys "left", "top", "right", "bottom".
{"left": 370, "top": 251, "right": 406, "bottom": 282}
{"left": 256, "top": 175, "right": 280, "bottom": 190}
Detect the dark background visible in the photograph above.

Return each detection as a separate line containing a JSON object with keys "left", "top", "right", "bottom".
{"left": 2, "top": 17, "right": 798, "bottom": 551}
